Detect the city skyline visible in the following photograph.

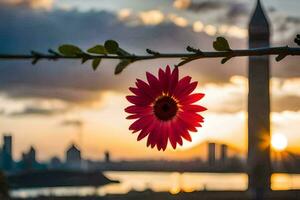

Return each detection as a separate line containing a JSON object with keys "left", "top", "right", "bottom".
{"left": 0, "top": 0, "right": 299, "bottom": 161}
{"left": 0, "top": 132, "right": 242, "bottom": 163}
{"left": 0, "top": 133, "right": 249, "bottom": 173}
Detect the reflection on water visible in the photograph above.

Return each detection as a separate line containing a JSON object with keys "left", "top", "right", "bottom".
{"left": 101, "top": 172, "right": 248, "bottom": 195}
{"left": 10, "top": 172, "right": 300, "bottom": 198}
{"left": 271, "top": 173, "right": 300, "bottom": 190}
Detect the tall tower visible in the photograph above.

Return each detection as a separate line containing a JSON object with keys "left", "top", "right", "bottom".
{"left": 104, "top": 151, "right": 110, "bottom": 163}
{"left": 2, "top": 134, "right": 13, "bottom": 170}
{"left": 208, "top": 143, "right": 216, "bottom": 166}
{"left": 248, "top": 0, "right": 271, "bottom": 195}
{"left": 220, "top": 144, "right": 228, "bottom": 165}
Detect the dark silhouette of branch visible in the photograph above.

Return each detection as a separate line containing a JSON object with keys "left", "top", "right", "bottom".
{"left": 1, "top": 46, "right": 300, "bottom": 60}
{"left": 0, "top": 36, "right": 299, "bottom": 74}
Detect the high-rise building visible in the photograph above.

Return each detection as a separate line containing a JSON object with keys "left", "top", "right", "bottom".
{"left": 2, "top": 134, "right": 13, "bottom": 170}
{"left": 247, "top": 0, "right": 271, "bottom": 193}
{"left": 220, "top": 144, "right": 228, "bottom": 164}
{"left": 66, "top": 144, "right": 81, "bottom": 169}
{"left": 104, "top": 151, "right": 110, "bottom": 163}
{"left": 21, "top": 146, "right": 37, "bottom": 170}
{"left": 208, "top": 142, "right": 216, "bottom": 166}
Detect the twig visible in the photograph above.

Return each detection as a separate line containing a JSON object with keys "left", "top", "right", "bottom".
{"left": 0, "top": 46, "right": 299, "bottom": 61}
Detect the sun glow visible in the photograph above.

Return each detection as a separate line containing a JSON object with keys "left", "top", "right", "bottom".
{"left": 271, "top": 133, "right": 288, "bottom": 151}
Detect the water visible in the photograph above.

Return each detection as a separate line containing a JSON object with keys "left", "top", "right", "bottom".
{"left": 10, "top": 172, "right": 300, "bottom": 198}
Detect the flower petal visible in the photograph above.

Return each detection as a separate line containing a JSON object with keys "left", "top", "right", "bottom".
{"left": 181, "top": 105, "right": 207, "bottom": 112}
{"left": 137, "top": 121, "right": 154, "bottom": 141}
{"left": 128, "top": 87, "right": 148, "bottom": 99}
{"left": 179, "top": 93, "right": 205, "bottom": 104}
{"left": 126, "top": 114, "right": 140, "bottom": 119}
{"left": 173, "top": 76, "right": 192, "bottom": 98}
{"left": 177, "top": 115, "right": 199, "bottom": 132}
{"left": 125, "top": 66, "right": 206, "bottom": 151}
{"left": 165, "top": 65, "right": 171, "bottom": 75}
{"left": 161, "top": 124, "right": 169, "bottom": 151}
{"left": 176, "top": 81, "right": 198, "bottom": 98}
{"left": 125, "top": 105, "right": 152, "bottom": 114}
{"left": 181, "top": 111, "right": 204, "bottom": 122}
{"left": 129, "top": 116, "right": 153, "bottom": 132}
{"left": 126, "top": 95, "right": 151, "bottom": 106}
{"left": 169, "top": 67, "right": 179, "bottom": 95}
{"left": 159, "top": 68, "right": 168, "bottom": 93}
{"left": 136, "top": 79, "right": 156, "bottom": 99}
{"left": 146, "top": 72, "right": 162, "bottom": 96}
{"left": 180, "top": 130, "right": 192, "bottom": 142}
{"left": 147, "top": 122, "right": 161, "bottom": 148}
{"left": 173, "top": 119, "right": 192, "bottom": 142}
{"left": 169, "top": 129, "right": 177, "bottom": 149}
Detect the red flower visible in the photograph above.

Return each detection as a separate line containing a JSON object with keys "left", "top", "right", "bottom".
{"left": 125, "top": 66, "right": 206, "bottom": 151}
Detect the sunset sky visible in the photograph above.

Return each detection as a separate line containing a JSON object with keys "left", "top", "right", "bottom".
{"left": 0, "top": 0, "right": 299, "bottom": 162}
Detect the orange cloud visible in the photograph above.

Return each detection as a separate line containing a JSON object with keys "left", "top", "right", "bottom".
{"left": 2, "top": 0, "right": 54, "bottom": 10}
{"left": 139, "top": 10, "right": 164, "bottom": 25}
{"left": 173, "top": 0, "right": 191, "bottom": 10}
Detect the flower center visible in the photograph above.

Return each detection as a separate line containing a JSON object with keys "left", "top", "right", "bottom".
{"left": 153, "top": 96, "right": 178, "bottom": 121}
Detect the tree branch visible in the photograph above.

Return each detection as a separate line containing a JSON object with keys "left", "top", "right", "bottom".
{"left": 0, "top": 36, "right": 299, "bottom": 74}
{"left": 0, "top": 46, "right": 300, "bottom": 60}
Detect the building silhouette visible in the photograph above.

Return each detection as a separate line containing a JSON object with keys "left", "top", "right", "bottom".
{"left": 21, "top": 146, "right": 37, "bottom": 170}
{"left": 66, "top": 144, "right": 82, "bottom": 169}
{"left": 104, "top": 151, "right": 110, "bottom": 163}
{"left": 1, "top": 134, "right": 13, "bottom": 171}
{"left": 247, "top": 0, "right": 271, "bottom": 195}
{"left": 49, "top": 156, "right": 63, "bottom": 169}
{"left": 208, "top": 143, "right": 216, "bottom": 166}
{"left": 220, "top": 144, "right": 228, "bottom": 165}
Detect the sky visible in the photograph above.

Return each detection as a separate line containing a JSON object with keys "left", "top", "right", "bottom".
{"left": 0, "top": 0, "right": 299, "bottom": 162}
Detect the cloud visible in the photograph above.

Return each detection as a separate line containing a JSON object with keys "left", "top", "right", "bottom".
{"left": 139, "top": 10, "right": 165, "bottom": 25}
{"left": 0, "top": 4, "right": 299, "bottom": 116}
{"left": 5, "top": 86, "right": 104, "bottom": 104}
{"left": 60, "top": 119, "right": 83, "bottom": 128}
{"left": 9, "top": 106, "right": 67, "bottom": 117}
{"left": 168, "top": 14, "right": 189, "bottom": 27}
{"left": 172, "top": 0, "right": 300, "bottom": 42}
{"left": 1, "top": 0, "right": 54, "bottom": 10}
{"left": 187, "top": 1, "right": 223, "bottom": 12}
{"left": 173, "top": 0, "right": 190, "bottom": 10}
{"left": 173, "top": 0, "right": 223, "bottom": 12}
{"left": 273, "top": 95, "right": 300, "bottom": 112}
{"left": 118, "top": 8, "right": 132, "bottom": 21}
{"left": 0, "top": 5, "right": 226, "bottom": 106}
{"left": 226, "top": 3, "right": 250, "bottom": 22}
{"left": 202, "top": 76, "right": 300, "bottom": 113}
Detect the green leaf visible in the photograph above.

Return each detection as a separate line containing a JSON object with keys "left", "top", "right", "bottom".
{"left": 92, "top": 58, "right": 101, "bottom": 70}
{"left": 146, "top": 49, "right": 160, "bottom": 55}
{"left": 104, "top": 40, "right": 119, "bottom": 54}
{"left": 275, "top": 54, "right": 287, "bottom": 62}
{"left": 221, "top": 57, "right": 232, "bottom": 64}
{"left": 186, "top": 46, "right": 203, "bottom": 54}
{"left": 32, "top": 57, "right": 39, "bottom": 65}
{"left": 81, "top": 56, "right": 89, "bottom": 64}
{"left": 176, "top": 56, "right": 199, "bottom": 67}
{"left": 58, "top": 44, "right": 82, "bottom": 56}
{"left": 213, "top": 37, "right": 231, "bottom": 51}
{"left": 115, "top": 59, "right": 131, "bottom": 74}
{"left": 31, "top": 51, "right": 42, "bottom": 65}
{"left": 87, "top": 45, "right": 107, "bottom": 54}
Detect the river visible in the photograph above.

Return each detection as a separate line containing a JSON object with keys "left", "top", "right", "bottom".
{"left": 10, "top": 172, "right": 300, "bottom": 198}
